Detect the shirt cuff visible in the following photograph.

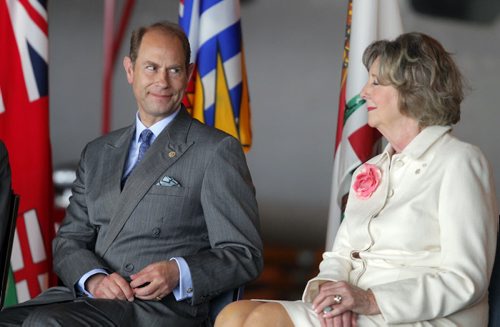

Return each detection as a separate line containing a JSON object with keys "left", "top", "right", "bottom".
{"left": 76, "top": 269, "right": 108, "bottom": 297}
{"left": 170, "top": 257, "right": 194, "bottom": 301}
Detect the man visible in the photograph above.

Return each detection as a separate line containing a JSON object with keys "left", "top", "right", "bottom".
{"left": 0, "top": 21, "right": 263, "bottom": 326}
{"left": 0, "top": 141, "right": 12, "bottom": 252}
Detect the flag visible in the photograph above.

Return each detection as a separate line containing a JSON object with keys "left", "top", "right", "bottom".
{"left": 0, "top": 0, "right": 55, "bottom": 305}
{"left": 179, "top": 0, "right": 252, "bottom": 152}
{"left": 325, "top": 0, "right": 403, "bottom": 250}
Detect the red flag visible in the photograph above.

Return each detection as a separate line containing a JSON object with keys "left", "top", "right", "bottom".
{"left": 0, "top": 0, "right": 55, "bottom": 304}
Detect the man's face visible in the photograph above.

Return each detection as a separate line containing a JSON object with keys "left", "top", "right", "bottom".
{"left": 123, "top": 29, "right": 193, "bottom": 127}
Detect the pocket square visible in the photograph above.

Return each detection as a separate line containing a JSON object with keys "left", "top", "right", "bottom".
{"left": 156, "top": 175, "right": 181, "bottom": 187}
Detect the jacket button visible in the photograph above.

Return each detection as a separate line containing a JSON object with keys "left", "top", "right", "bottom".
{"left": 124, "top": 263, "right": 134, "bottom": 272}
{"left": 152, "top": 228, "right": 161, "bottom": 237}
{"left": 351, "top": 251, "right": 360, "bottom": 259}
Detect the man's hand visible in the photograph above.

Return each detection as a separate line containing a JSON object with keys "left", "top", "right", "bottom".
{"left": 130, "top": 261, "right": 180, "bottom": 301}
{"left": 86, "top": 272, "right": 135, "bottom": 301}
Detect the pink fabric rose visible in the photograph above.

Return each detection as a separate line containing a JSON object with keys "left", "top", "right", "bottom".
{"left": 353, "top": 163, "right": 381, "bottom": 200}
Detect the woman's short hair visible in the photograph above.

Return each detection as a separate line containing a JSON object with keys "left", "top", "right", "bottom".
{"left": 129, "top": 21, "right": 191, "bottom": 69}
{"left": 362, "top": 32, "right": 463, "bottom": 127}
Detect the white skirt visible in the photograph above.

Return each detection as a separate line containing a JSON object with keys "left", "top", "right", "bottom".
{"left": 253, "top": 299, "right": 461, "bottom": 327}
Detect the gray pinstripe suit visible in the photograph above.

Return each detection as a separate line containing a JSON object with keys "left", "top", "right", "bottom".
{"left": 0, "top": 107, "right": 263, "bottom": 326}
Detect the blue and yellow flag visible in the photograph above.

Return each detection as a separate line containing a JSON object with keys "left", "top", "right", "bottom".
{"left": 179, "top": 0, "right": 252, "bottom": 152}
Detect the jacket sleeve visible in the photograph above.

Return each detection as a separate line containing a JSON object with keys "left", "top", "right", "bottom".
{"left": 302, "top": 219, "right": 354, "bottom": 302}
{"left": 372, "top": 145, "right": 498, "bottom": 323}
{"left": 184, "top": 136, "right": 263, "bottom": 305}
{"left": 53, "top": 144, "right": 111, "bottom": 290}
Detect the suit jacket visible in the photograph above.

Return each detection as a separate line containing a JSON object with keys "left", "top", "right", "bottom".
{"left": 0, "top": 141, "right": 12, "bottom": 254}
{"left": 304, "top": 126, "right": 498, "bottom": 326}
{"left": 49, "top": 107, "right": 263, "bottom": 323}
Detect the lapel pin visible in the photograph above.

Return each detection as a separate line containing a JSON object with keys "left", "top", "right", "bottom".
{"left": 168, "top": 151, "right": 176, "bottom": 158}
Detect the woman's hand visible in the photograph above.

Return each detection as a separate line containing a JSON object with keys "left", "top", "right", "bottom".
{"left": 318, "top": 310, "right": 358, "bottom": 327}
{"left": 312, "top": 281, "right": 380, "bottom": 320}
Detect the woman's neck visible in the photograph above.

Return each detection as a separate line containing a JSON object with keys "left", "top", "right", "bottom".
{"left": 379, "top": 118, "right": 421, "bottom": 153}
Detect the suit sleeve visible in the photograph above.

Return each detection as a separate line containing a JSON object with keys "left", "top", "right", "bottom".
{"left": 52, "top": 144, "right": 111, "bottom": 289}
{"left": 184, "top": 135, "right": 263, "bottom": 305}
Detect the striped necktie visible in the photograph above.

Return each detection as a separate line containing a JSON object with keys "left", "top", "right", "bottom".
{"left": 122, "top": 129, "right": 153, "bottom": 188}
{"left": 136, "top": 129, "right": 154, "bottom": 165}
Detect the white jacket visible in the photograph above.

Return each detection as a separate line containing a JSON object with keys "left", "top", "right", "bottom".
{"left": 304, "top": 126, "right": 498, "bottom": 326}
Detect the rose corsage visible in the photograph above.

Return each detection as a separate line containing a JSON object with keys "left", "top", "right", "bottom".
{"left": 353, "top": 163, "right": 381, "bottom": 200}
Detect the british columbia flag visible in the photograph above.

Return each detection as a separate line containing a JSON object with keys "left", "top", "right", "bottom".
{"left": 179, "top": 0, "right": 252, "bottom": 152}
{"left": 0, "top": 0, "right": 55, "bottom": 305}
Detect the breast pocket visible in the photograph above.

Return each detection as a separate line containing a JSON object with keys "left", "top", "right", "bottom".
{"left": 148, "top": 185, "right": 188, "bottom": 196}
{"left": 134, "top": 186, "right": 190, "bottom": 223}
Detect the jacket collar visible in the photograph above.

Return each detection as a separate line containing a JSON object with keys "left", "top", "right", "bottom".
{"left": 380, "top": 125, "right": 452, "bottom": 161}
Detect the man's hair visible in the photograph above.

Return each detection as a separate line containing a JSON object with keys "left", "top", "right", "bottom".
{"left": 129, "top": 21, "right": 191, "bottom": 69}
{"left": 362, "top": 32, "right": 464, "bottom": 128}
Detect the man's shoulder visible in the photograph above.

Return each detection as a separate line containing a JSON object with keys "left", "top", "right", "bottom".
{"left": 87, "top": 125, "right": 133, "bottom": 147}
{"left": 187, "top": 117, "right": 236, "bottom": 144}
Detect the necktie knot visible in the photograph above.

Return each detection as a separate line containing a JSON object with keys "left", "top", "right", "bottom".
{"left": 137, "top": 129, "right": 153, "bottom": 164}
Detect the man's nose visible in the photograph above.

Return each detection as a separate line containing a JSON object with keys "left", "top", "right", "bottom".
{"left": 156, "top": 70, "right": 170, "bottom": 86}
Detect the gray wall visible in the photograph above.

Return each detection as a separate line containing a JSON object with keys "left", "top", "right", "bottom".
{"left": 49, "top": 0, "right": 500, "bottom": 249}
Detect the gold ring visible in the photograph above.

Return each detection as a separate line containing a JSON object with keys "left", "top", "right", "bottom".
{"left": 156, "top": 296, "right": 162, "bottom": 301}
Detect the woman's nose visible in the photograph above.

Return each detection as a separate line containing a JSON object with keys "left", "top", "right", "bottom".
{"left": 360, "top": 84, "right": 369, "bottom": 99}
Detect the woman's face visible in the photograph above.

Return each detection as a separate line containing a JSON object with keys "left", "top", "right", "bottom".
{"left": 360, "top": 58, "right": 403, "bottom": 131}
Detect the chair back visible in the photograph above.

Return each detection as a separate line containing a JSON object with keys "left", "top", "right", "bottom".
{"left": 208, "top": 287, "right": 244, "bottom": 326}
{"left": 0, "top": 191, "right": 19, "bottom": 309}
{"left": 489, "top": 215, "right": 500, "bottom": 327}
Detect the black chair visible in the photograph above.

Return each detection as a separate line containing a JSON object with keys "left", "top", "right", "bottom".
{"left": 208, "top": 287, "right": 244, "bottom": 326}
{"left": 489, "top": 215, "right": 500, "bottom": 327}
{"left": 0, "top": 191, "right": 19, "bottom": 309}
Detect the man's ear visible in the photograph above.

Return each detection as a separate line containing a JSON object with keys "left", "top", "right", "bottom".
{"left": 123, "top": 56, "right": 134, "bottom": 84}
{"left": 187, "top": 63, "right": 195, "bottom": 81}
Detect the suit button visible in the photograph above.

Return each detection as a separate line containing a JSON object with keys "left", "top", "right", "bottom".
{"left": 351, "top": 251, "right": 360, "bottom": 259}
{"left": 124, "top": 263, "right": 134, "bottom": 272}
{"left": 152, "top": 228, "right": 161, "bottom": 237}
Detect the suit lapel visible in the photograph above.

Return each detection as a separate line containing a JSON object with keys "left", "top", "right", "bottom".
{"left": 100, "top": 108, "right": 194, "bottom": 255}
{"left": 101, "top": 126, "right": 134, "bottom": 209}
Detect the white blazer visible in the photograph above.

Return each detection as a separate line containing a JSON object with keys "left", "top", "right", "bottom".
{"left": 304, "top": 126, "right": 498, "bottom": 326}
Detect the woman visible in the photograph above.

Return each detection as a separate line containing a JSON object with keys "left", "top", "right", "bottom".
{"left": 215, "top": 32, "right": 498, "bottom": 326}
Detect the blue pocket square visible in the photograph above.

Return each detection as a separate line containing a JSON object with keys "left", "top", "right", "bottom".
{"left": 156, "top": 175, "right": 181, "bottom": 187}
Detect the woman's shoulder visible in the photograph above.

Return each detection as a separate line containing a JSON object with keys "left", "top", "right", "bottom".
{"left": 438, "top": 133, "right": 487, "bottom": 162}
